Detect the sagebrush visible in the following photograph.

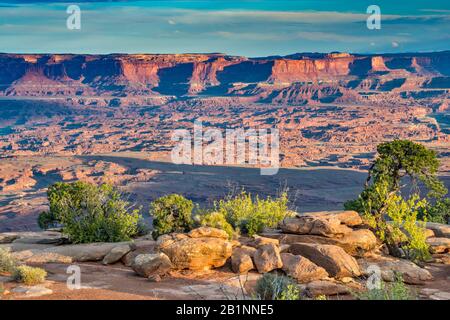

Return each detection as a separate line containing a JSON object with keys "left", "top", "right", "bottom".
{"left": 0, "top": 248, "right": 18, "bottom": 274}
{"left": 210, "top": 191, "right": 292, "bottom": 237}
{"left": 14, "top": 265, "right": 47, "bottom": 286}
{"left": 39, "top": 181, "right": 141, "bottom": 243}
{"left": 150, "top": 194, "right": 194, "bottom": 239}
{"left": 254, "top": 273, "right": 301, "bottom": 300}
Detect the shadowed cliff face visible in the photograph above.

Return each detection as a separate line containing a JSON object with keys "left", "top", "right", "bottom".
{"left": 0, "top": 52, "right": 449, "bottom": 105}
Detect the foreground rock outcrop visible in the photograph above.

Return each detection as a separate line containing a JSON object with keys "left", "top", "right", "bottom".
{"left": 156, "top": 228, "right": 233, "bottom": 271}
{"left": 358, "top": 256, "right": 433, "bottom": 285}
{"left": 281, "top": 253, "right": 329, "bottom": 283}
{"left": 265, "top": 210, "right": 378, "bottom": 256}
{"left": 1, "top": 218, "right": 448, "bottom": 300}
{"left": 289, "top": 243, "right": 361, "bottom": 278}
{"left": 131, "top": 253, "right": 173, "bottom": 280}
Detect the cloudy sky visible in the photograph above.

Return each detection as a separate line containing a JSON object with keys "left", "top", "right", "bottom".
{"left": 0, "top": 0, "right": 449, "bottom": 56}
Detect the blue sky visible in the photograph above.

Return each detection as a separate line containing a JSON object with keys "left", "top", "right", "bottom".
{"left": 0, "top": 0, "right": 449, "bottom": 56}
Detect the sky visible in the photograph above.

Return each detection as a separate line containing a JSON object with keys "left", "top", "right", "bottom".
{"left": 0, "top": 0, "right": 449, "bottom": 56}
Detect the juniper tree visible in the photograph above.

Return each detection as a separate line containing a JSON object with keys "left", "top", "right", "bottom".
{"left": 345, "top": 140, "right": 449, "bottom": 259}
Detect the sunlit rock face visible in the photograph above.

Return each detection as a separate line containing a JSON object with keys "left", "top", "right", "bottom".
{"left": 1, "top": 52, "right": 449, "bottom": 101}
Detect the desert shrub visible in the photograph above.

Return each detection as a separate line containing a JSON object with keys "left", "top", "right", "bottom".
{"left": 40, "top": 181, "right": 141, "bottom": 243}
{"left": 195, "top": 211, "right": 235, "bottom": 238}
{"left": 422, "top": 198, "right": 450, "bottom": 224}
{"left": 37, "top": 210, "right": 58, "bottom": 230}
{"left": 136, "top": 218, "right": 152, "bottom": 236}
{"left": 13, "top": 265, "right": 47, "bottom": 286}
{"left": 0, "top": 248, "right": 18, "bottom": 274}
{"left": 361, "top": 187, "right": 431, "bottom": 261}
{"left": 214, "top": 191, "right": 292, "bottom": 236}
{"left": 345, "top": 140, "right": 448, "bottom": 260}
{"left": 255, "top": 273, "right": 300, "bottom": 300}
{"left": 150, "top": 194, "right": 194, "bottom": 239}
{"left": 355, "top": 273, "right": 416, "bottom": 300}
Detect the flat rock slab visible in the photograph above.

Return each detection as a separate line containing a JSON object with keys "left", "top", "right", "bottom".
{"left": 12, "top": 250, "right": 73, "bottom": 264}
{"left": 45, "top": 242, "right": 131, "bottom": 262}
{"left": 0, "top": 233, "right": 19, "bottom": 244}
{"left": 10, "top": 242, "right": 131, "bottom": 263}
{"left": 12, "top": 285, "right": 53, "bottom": 298}
{"left": 0, "top": 243, "right": 57, "bottom": 253}
{"left": 358, "top": 256, "right": 433, "bottom": 285}
{"left": 7, "top": 231, "right": 68, "bottom": 245}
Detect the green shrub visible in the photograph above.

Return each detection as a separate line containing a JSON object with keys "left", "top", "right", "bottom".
{"left": 0, "top": 248, "right": 18, "bottom": 274}
{"left": 195, "top": 211, "right": 235, "bottom": 238}
{"left": 255, "top": 273, "right": 300, "bottom": 300}
{"left": 214, "top": 191, "right": 292, "bottom": 237}
{"left": 422, "top": 198, "right": 450, "bottom": 224}
{"left": 14, "top": 265, "right": 47, "bottom": 286}
{"left": 360, "top": 183, "right": 431, "bottom": 261}
{"left": 355, "top": 274, "right": 416, "bottom": 300}
{"left": 40, "top": 181, "right": 141, "bottom": 243}
{"left": 150, "top": 194, "right": 194, "bottom": 239}
{"left": 37, "top": 210, "right": 58, "bottom": 230}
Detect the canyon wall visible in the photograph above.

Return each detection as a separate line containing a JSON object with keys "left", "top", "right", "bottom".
{"left": 0, "top": 51, "right": 449, "bottom": 106}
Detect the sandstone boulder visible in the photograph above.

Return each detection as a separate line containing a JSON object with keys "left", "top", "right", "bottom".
{"left": 122, "top": 240, "right": 157, "bottom": 267}
{"left": 188, "top": 227, "right": 229, "bottom": 239}
{"left": 247, "top": 236, "right": 280, "bottom": 248}
{"left": 131, "top": 253, "right": 173, "bottom": 278}
{"left": 432, "top": 253, "right": 450, "bottom": 265}
{"left": 253, "top": 243, "right": 283, "bottom": 273}
{"left": 425, "top": 222, "right": 450, "bottom": 238}
{"left": 231, "top": 246, "right": 256, "bottom": 273}
{"left": 103, "top": 244, "right": 132, "bottom": 265}
{"left": 280, "top": 216, "right": 352, "bottom": 238}
{"left": 426, "top": 237, "right": 450, "bottom": 254}
{"left": 289, "top": 243, "right": 361, "bottom": 278}
{"left": 305, "top": 280, "right": 352, "bottom": 297}
{"left": 281, "top": 253, "right": 328, "bottom": 283}
{"left": 358, "top": 256, "right": 433, "bottom": 284}
{"left": 157, "top": 231, "right": 232, "bottom": 271}
{"left": 424, "top": 229, "right": 435, "bottom": 239}
{"left": 262, "top": 229, "right": 378, "bottom": 256}
{"left": 297, "top": 211, "right": 362, "bottom": 227}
